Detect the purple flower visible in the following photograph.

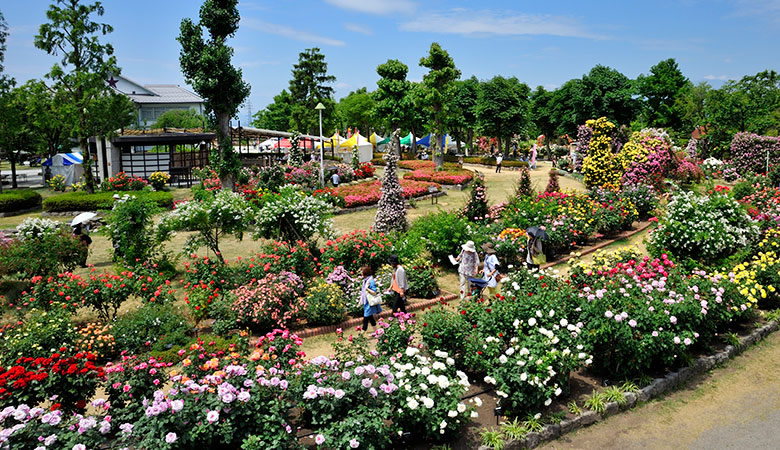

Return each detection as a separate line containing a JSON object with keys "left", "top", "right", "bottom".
{"left": 362, "top": 378, "right": 372, "bottom": 388}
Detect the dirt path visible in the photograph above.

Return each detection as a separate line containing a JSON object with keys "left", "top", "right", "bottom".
{"left": 541, "top": 330, "right": 780, "bottom": 450}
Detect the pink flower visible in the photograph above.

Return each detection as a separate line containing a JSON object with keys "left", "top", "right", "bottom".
{"left": 165, "top": 432, "right": 177, "bottom": 443}
{"left": 315, "top": 434, "right": 326, "bottom": 445}
{"left": 669, "top": 315, "right": 677, "bottom": 325}
{"left": 350, "top": 438, "right": 360, "bottom": 448}
{"left": 207, "top": 410, "right": 219, "bottom": 424}
{"left": 673, "top": 336, "right": 681, "bottom": 344}
{"left": 628, "top": 319, "right": 637, "bottom": 328}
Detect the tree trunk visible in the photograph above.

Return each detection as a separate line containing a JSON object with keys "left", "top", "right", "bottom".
{"left": 546, "top": 143, "right": 552, "bottom": 164}
{"left": 466, "top": 129, "right": 473, "bottom": 156}
{"left": 80, "top": 138, "right": 96, "bottom": 194}
{"left": 432, "top": 132, "right": 444, "bottom": 170}
{"left": 217, "top": 113, "right": 236, "bottom": 190}
{"left": 392, "top": 132, "right": 400, "bottom": 158}
{"left": 10, "top": 155, "right": 18, "bottom": 189}
{"left": 411, "top": 131, "right": 417, "bottom": 158}
{"left": 455, "top": 127, "right": 462, "bottom": 154}
{"left": 505, "top": 136, "right": 511, "bottom": 157}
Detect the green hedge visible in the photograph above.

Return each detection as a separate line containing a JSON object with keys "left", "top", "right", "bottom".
{"left": 0, "top": 189, "right": 42, "bottom": 213}
{"left": 42, "top": 191, "right": 174, "bottom": 212}
{"left": 443, "top": 154, "right": 529, "bottom": 167}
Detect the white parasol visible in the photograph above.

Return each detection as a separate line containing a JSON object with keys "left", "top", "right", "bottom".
{"left": 71, "top": 212, "right": 98, "bottom": 227}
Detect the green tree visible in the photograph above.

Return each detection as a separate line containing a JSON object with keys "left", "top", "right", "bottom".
{"left": 476, "top": 76, "right": 530, "bottom": 155}
{"left": 0, "top": 9, "right": 15, "bottom": 193}
{"left": 34, "top": 0, "right": 131, "bottom": 193}
{"left": 288, "top": 47, "right": 336, "bottom": 135}
{"left": 419, "top": 42, "right": 460, "bottom": 169}
{"left": 15, "top": 80, "right": 70, "bottom": 159}
{"left": 636, "top": 58, "right": 689, "bottom": 130}
{"left": 335, "top": 87, "right": 374, "bottom": 136}
{"left": 252, "top": 89, "right": 294, "bottom": 130}
{"left": 151, "top": 108, "right": 208, "bottom": 129}
{"left": 448, "top": 76, "right": 479, "bottom": 154}
{"left": 0, "top": 86, "right": 34, "bottom": 189}
{"left": 580, "top": 65, "right": 637, "bottom": 128}
{"left": 372, "top": 59, "right": 411, "bottom": 154}
{"left": 178, "top": 0, "right": 251, "bottom": 185}
{"left": 530, "top": 85, "right": 555, "bottom": 141}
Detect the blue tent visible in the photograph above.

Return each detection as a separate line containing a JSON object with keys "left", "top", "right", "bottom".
{"left": 415, "top": 134, "right": 450, "bottom": 148}
{"left": 43, "top": 152, "right": 83, "bottom": 166}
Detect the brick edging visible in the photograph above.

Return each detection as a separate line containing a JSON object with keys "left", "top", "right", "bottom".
{"left": 292, "top": 293, "right": 458, "bottom": 339}
{"left": 477, "top": 320, "right": 780, "bottom": 450}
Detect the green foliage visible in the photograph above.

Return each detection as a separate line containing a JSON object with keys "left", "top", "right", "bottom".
{"left": 603, "top": 386, "right": 627, "bottom": 406}
{"left": 0, "top": 228, "right": 83, "bottom": 278}
{"left": 406, "top": 210, "right": 481, "bottom": 266}
{"left": 304, "top": 280, "right": 346, "bottom": 326}
{"left": 476, "top": 75, "right": 530, "bottom": 151}
{"left": 419, "top": 42, "right": 461, "bottom": 168}
{"left": 637, "top": 58, "right": 689, "bottom": 130}
{"left": 0, "top": 189, "right": 41, "bottom": 212}
{"left": 254, "top": 185, "right": 333, "bottom": 243}
{"left": 252, "top": 89, "right": 294, "bottom": 131}
{"left": 567, "top": 401, "right": 582, "bottom": 415}
{"left": 288, "top": 47, "right": 336, "bottom": 134}
{"left": 112, "top": 303, "right": 191, "bottom": 355}
{"left": 178, "top": 0, "right": 250, "bottom": 178}
{"left": 584, "top": 391, "right": 607, "bottom": 414}
{"left": 150, "top": 108, "right": 207, "bottom": 129}
{"left": 0, "top": 307, "right": 77, "bottom": 365}
{"left": 514, "top": 166, "right": 534, "bottom": 198}
{"left": 462, "top": 172, "right": 489, "bottom": 223}
{"left": 335, "top": 87, "right": 375, "bottom": 135}
{"left": 406, "top": 255, "right": 439, "bottom": 298}
{"left": 732, "top": 180, "right": 756, "bottom": 201}
{"left": 501, "top": 418, "right": 527, "bottom": 440}
{"left": 42, "top": 190, "right": 173, "bottom": 212}
{"left": 105, "top": 194, "right": 168, "bottom": 266}
{"left": 420, "top": 306, "right": 467, "bottom": 356}
{"left": 480, "top": 428, "right": 505, "bottom": 450}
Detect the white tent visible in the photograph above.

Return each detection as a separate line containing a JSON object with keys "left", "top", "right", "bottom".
{"left": 43, "top": 153, "right": 84, "bottom": 186}
{"left": 337, "top": 132, "right": 373, "bottom": 163}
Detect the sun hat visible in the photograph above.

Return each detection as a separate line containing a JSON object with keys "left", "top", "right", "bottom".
{"left": 482, "top": 242, "right": 496, "bottom": 254}
{"left": 462, "top": 241, "right": 477, "bottom": 253}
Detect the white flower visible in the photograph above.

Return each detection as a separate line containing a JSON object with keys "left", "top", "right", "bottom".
{"left": 505, "top": 347, "right": 515, "bottom": 356}
{"left": 406, "top": 397, "right": 419, "bottom": 410}
{"left": 448, "top": 410, "right": 458, "bottom": 417}
{"left": 544, "top": 398, "right": 552, "bottom": 406}
{"left": 457, "top": 403, "right": 466, "bottom": 413}
{"left": 499, "top": 355, "right": 508, "bottom": 364}
{"left": 520, "top": 373, "right": 528, "bottom": 382}
{"left": 440, "top": 420, "right": 447, "bottom": 429}
{"left": 555, "top": 387, "right": 563, "bottom": 396}
{"left": 473, "top": 397, "right": 483, "bottom": 407}
{"left": 528, "top": 318, "right": 537, "bottom": 326}
{"left": 471, "top": 411, "right": 479, "bottom": 418}
{"left": 484, "top": 376, "right": 496, "bottom": 385}
{"left": 422, "top": 397, "right": 435, "bottom": 409}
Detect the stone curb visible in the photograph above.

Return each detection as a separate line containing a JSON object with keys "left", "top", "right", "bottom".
{"left": 476, "top": 320, "right": 779, "bottom": 450}
{"left": 289, "top": 293, "right": 459, "bottom": 339}
{"left": 0, "top": 205, "right": 42, "bottom": 217}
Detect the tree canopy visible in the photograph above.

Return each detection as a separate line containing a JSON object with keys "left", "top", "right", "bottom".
{"left": 476, "top": 76, "right": 530, "bottom": 154}
{"left": 151, "top": 108, "right": 208, "bottom": 129}
{"left": 372, "top": 59, "right": 411, "bottom": 153}
{"left": 419, "top": 42, "right": 460, "bottom": 168}
{"left": 178, "top": 0, "right": 250, "bottom": 180}
{"left": 289, "top": 47, "right": 336, "bottom": 135}
{"left": 335, "top": 87, "right": 374, "bottom": 136}
{"left": 637, "top": 58, "right": 689, "bottom": 130}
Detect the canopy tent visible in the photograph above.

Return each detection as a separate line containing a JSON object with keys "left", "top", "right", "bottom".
{"left": 337, "top": 131, "right": 373, "bottom": 163}
{"left": 258, "top": 137, "right": 315, "bottom": 150}
{"left": 316, "top": 132, "right": 345, "bottom": 149}
{"left": 399, "top": 132, "right": 414, "bottom": 146}
{"left": 42, "top": 153, "right": 84, "bottom": 186}
{"left": 377, "top": 135, "right": 391, "bottom": 145}
{"left": 369, "top": 132, "right": 385, "bottom": 148}
{"left": 415, "top": 133, "right": 451, "bottom": 149}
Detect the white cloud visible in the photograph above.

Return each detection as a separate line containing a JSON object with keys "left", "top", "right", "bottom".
{"left": 400, "top": 9, "right": 607, "bottom": 40}
{"left": 703, "top": 74, "right": 729, "bottom": 80}
{"left": 241, "top": 18, "right": 346, "bottom": 47}
{"left": 344, "top": 23, "right": 373, "bottom": 35}
{"left": 324, "top": 0, "right": 416, "bottom": 15}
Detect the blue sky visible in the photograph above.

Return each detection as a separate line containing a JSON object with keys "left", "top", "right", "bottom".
{"left": 3, "top": 0, "right": 780, "bottom": 122}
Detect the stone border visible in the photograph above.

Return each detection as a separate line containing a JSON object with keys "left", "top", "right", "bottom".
{"left": 0, "top": 205, "right": 41, "bottom": 217}
{"left": 41, "top": 210, "right": 106, "bottom": 217}
{"left": 293, "top": 293, "right": 458, "bottom": 338}
{"left": 477, "top": 320, "right": 779, "bottom": 450}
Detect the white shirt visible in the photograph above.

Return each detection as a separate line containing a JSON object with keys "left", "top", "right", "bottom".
{"left": 483, "top": 254, "right": 500, "bottom": 288}
{"left": 496, "top": 155, "right": 503, "bottom": 164}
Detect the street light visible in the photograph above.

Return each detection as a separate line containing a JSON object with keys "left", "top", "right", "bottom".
{"left": 315, "top": 102, "right": 326, "bottom": 186}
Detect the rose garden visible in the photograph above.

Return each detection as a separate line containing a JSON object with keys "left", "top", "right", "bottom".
{"left": 1, "top": 1, "right": 780, "bottom": 449}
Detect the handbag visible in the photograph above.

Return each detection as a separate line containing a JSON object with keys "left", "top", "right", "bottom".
{"left": 532, "top": 253, "right": 547, "bottom": 265}
{"left": 366, "top": 290, "right": 383, "bottom": 307}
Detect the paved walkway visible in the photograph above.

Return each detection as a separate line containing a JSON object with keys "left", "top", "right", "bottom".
{"left": 541, "top": 330, "right": 780, "bottom": 449}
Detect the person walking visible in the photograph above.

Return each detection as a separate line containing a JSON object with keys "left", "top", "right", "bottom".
{"left": 358, "top": 265, "right": 381, "bottom": 331}
{"left": 526, "top": 234, "right": 545, "bottom": 270}
{"left": 495, "top": 153, "right": 503, "bottom": 173}
{"left": 330, "top": 170, "right": 340, "bottom": 187}
{"left": 482, "top": 242, "right": 501, "bottom": 298}
{"left": 72, "top": 223, "right": 92, "bottom": 268}
{"left": 455, "top": 241, "right": 480, "bottom": 299}
{"left": 388, "top": 255, "right": 408, "bottom": 313}
{"left": 530, "top": 145, "right": 538, "bottom": 170}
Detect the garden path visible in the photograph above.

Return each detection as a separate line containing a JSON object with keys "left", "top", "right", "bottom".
{"left": 540, "top": 330, "right": 780, "bottom": 450}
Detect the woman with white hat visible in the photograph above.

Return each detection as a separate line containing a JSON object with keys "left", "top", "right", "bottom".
{"left": 455, "top": 240, "right": 480, "bottom": 299}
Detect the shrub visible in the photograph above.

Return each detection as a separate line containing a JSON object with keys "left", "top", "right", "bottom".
{"left": 105, "top": 194, "right": 167, "bottom": 266}
{"left": 42, "top": 191, "right": 173, "bottom": 212}
{"left": 304, "top": 280, "right": 347, "bottom": 326}
{"left": 74, "top": 322, "right": 116, "bottom": 361}
{"left": 47, "top": 174, "right": 67, "bottom": 191}
{"left": 420, "top": 306, "right": 467, "bottom": 356}
{"left": 730, "top": 132, "right": 780, "bottom": 174}
{"left": 0, "top": 229, "right": 83, "bottom": 278}
{"left": 229, "top": 271, "right": 306, "bottom": 332}
{"left": 0, "top": 189, "right": 42, "bottom": 212}
{"left": 582, "top": 117, "right": 620, "bottom": 188}
{"left": 148, "top": 171, "right": 170, "bottom": 190}
{"left": 406, "top": 255, "right": 439, "bottom": 298}
{"left": 319, "top": 230, "right": 394, "bottom": 273}
{"left": 0, "top": 349, "right": 105, "bottom": 413}
{"left": 101, "top": 171, "right": 148, "bottom": 191}
{"left": 373, "top": 312, "right": 417, "bottom": 355}
{"left": 514, "top": 166, "right": 534, "bottom": 198}
{"left": 674, "top": 159, "right": 705, "bottom": 185}
{"left": 732, "top": 181, "right": 756, "bottom": 201}
{"left": 462, "top": 172, "right": 489, "bottom": 223}
{"left": 406, "top": 211, "right": 483, "bottom": 265}
{"left": 545, "top": 169, "right": 560, "bottom": 193}
{"left": 0, "top": 307, "right": 78, "bottom": 366}
{"left": 254, "top": 185, "right": 333, "bottom": 243}
{"left": 112, "top": 303, "right": 191, "bottom": 355}
{"left": 648, "top": 190, "right": 759, "bottom": 265}
{"left": 621, "top": 183, "right": 658, "bottom": 219}
{"left": 374, "top": 150, "right": 408, "bottom": 233}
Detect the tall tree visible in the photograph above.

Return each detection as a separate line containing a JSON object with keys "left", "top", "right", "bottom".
{"left": 335, "top": 87, "right": 374, "bottom": 136}
{"left": 580, "top": 65, "right": 637, "bottom": 127}
{"left": 448, "top": 76, "right": 479, "bottom": 154}
{"left": 530, "top": 85, "right": 556, "bottom": 144}
{"left": 15, "top": 80, "right": 70, "bottom": 158}
{"left": 0, "top": 9, "right": 14, "bottom": 193}
{"left": 252, "top": 89, "right": 294, "bottom": 131}
{"left": 476, "top": 76, "right": 530, "bottom": 156}
{"left": 637, "top": 58, "right": 689, "bottom": 130}
{"left": 34, "top": 0, "right": 125, "bottom": 193}
{"left": 151, "top": 108, "right": 208, "bottom": 129}
{"left": 0, "top": 87, "right": 33, "bottom": 189}
{"left": 419, "top": 42, "right": 460, "bottom": 169}
{"left": 288, "top": 47, "right": 335, "bottom": 135}
{"left": 372, "top": 59, "right": 411, "bottom": 155}
{"left": 178, "top": 0, "right": 250, "bottom": 185}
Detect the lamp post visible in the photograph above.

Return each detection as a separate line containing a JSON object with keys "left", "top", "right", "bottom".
{"left": 315, "top": 102, "right": 326, "bottom": 186}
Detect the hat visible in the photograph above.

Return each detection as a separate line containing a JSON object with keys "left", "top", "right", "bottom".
{"left": 461, "top": 241, "right": 477, "bottom": 253}
{"left": 388, "top": 254, "right": 399, "bottom": 265}
{"left": 113, "top": 194, "right": 121, "bottom": 200}
{"left": 482, "top": 242, "right": 496, "bottom": 254}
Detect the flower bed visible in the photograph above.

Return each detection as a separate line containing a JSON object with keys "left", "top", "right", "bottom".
{"left": 398, "top": 160, "right": 474, "bottom": 185}
{"left": 335, "top": 179, "right": 440, "bottom": 208}
{"left": 42, "top": 191, "right": 173, "bottom": 212}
